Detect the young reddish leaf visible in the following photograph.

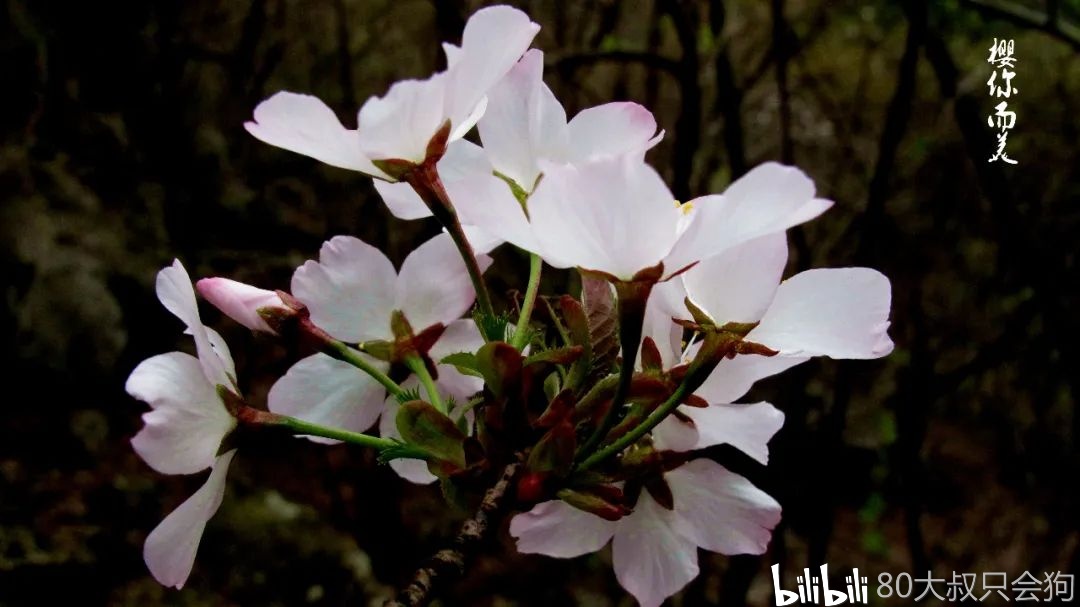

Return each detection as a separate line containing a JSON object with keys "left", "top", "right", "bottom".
{"left": 639, "top": 336, "right": 664, "bottom": 372}
{"left": 556, "top": 488, "right": 630, "bottom": 522}
{"left": 475, "top": 341, "right": 524, "bottom": 399}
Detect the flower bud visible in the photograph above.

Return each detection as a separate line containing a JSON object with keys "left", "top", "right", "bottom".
{"left": 196, "top": 277, "right": 288, "bottom": 334}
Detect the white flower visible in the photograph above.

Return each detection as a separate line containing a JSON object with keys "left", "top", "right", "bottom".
{"left": 645, "top": 231, "right": 893, "bottom": 451}
{"left": 125, "top": 260, "right": 241, "bottom": 588}
{"left": 127, "top": 260, "right": 237, "bottom": 475}
{"left": 245, "top": 6, "right": 539, "bottom": 179}
{"left": 374, "top": 48, "right": 662, "bottom": 244}
{"left": 267, "top": 233, "right": 491, "bottom": 436}
{"left": 510, "top": 459, "right": 781, "bottom": 607}
{"left": 454, "top": 156, "right": 832, "bottom": 281}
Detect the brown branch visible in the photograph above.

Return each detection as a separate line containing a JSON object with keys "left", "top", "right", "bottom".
{"left": 384, "top": 462, "right": 522, "bottom": 607}
{"left": 962, "top": 0, "right": 1080, "bottom": 52}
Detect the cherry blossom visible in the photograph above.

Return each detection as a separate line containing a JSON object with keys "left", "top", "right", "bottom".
{"left": 267, "top": 232, "right": 491, "bottom": 435}
{"left": 245, "top": 6, "right": 539, "bottom": 179}
{"left": 457, "top": 155, "right": 832, "bottom": 281}
{"left": 373, "top": 48, "right": 662, "bottom": 242}
{"left": 125, "top": 260, "right": 241, "bottom": 588}
{"left": 511, "top": 458, "right": 782, "bottom": 607}
{"left": 646, "top": 232, "right": 893, "bottom": 451}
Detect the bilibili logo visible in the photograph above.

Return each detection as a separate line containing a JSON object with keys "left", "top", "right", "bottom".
{"left": 771, "top": 564, "right": 869, "bottom": 606}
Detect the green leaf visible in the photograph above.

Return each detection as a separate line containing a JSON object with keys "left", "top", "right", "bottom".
{"left": 395, "top": 401, "right": 467, "bottom": 470}
{"left": 440, "top": 351, "right": 484, "bottom": 378}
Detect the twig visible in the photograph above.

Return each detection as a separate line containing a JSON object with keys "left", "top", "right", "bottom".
{"left": 660, "top": 0, "right": 702, "bottom": 201}
{"left": 384, "top": 462, "right": 522, "bottom": 607}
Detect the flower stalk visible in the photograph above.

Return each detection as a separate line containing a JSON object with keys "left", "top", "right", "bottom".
{"left": 404, "top": 162, "right": 495, "bottom": 321}
{"left": 511, "top": 253, "right": 543, "bottom": 349}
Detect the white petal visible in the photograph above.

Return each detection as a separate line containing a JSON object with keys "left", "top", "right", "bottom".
{"left": 430, "top": 318, "right": 485, "bottom": 361}
{"left": 478, "top": 49, "right": 569, "bottom": 189}
{"left": 695, "top": 353, "right": 808, "bottom": 404}
{"left": 397, "top": 233, "right": 492, "bottom": 331}
{"left": 681, "top": 233, "right": 788, "bottom": 324}
{"left": 156, "top": 260, "right": 233, "bottom": 388}
{"left": 373, "top": 139, "right": 491, "bottom": 221}
{"left": 196, "top": 277, "right": 282, "bottom": 333}
{"left": 566, "top": 102, "right": 659, "bottom": 162}
{"left": 612, "top": 493, "right": 700, "bottom": 607}
{"left": 446, "top": 173, "right": 539, "bottom": 253}
{"left": 748, "top": 268, "right": 894, "bottom": 359}
{"left": 652, "top": 414, "right": 700, "bottom": 452}
{"left": 268, "top": 353, "right": 387, "bottom": 441}
{"left": 641, "top": 286, "right": 684, "bottom": 369}
{"left": 372, "top": 180, "right": 431, "bottom": 220}
{"left": 245, "top": 92, "right": 387, "bottom": 179}
{"left": 459, "top": 223, "right": 504, "bottom": 255}
{"left": 291, "top": 236, "right": 398, "bottom": 342}
{"left": 529, "top": 156, "right": 681, "bottom": 278}
{"left": 127, "top": 353, "right": 235, "bottom": 475}
{"left": 144, "top": 449, "right": 236, "bottom": 589}
{"left": 510, "top": 500, "right": 617, "bottom": 558}
{"left": 665, "top": 163, "right": 821, "bottom": 271}
{"left": 357, "top": 76, "right": 447, "bottom": 164}
{"left": 667, "top": 459, "right": 781, "bottom": 555}
{"left": 378, "top": 395, "right": 437, "bottom": 484}
{"left": 444, "top": 5, "right": 540, "bottom": 133}
{"left": 670, "top": 402, "right": 785, "bottom": 465}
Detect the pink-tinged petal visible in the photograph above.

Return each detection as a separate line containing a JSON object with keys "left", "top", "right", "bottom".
{"left": 444, "top": 5, "right": 540, "bottom": 134}
{"left": 446, "top": 173, "right": 539, "bottom": 252}
{"left": 665, "top": 163, "right": 819, "bottom": 271}
{"left": 652, "top": 414, "right": 700, "bottom": 452}
{"left": 612, "top": 493, "right": 700, "bottom": 607}
{"left": 670, "top": 402, "right": 785, "bottom": 464}
{"left": 378, "top": 395, "right": 437, "bottom": 485}
{"left": 144, "top": 449, "right": 236, "bottom": 589}
{"left": 373, "top": 139, "right": 491, "bottom": 220}
{"left": 566, "top": 102, "right": 659, "bottom": 162}
{"left": 156, "top": 260, "right": 233, "bottom": 390}
{"left": 268, "top": 354, "right": 387, "bottom": 441}
{"left": 748, "top": 268, "right": 894, "bottom": 359}
{"left": 196, "top": 277, "right": 282, "bottom": 334}
{"left": 127, "top": 352, "right": 235, "bottom": 475}
{"left": 667, "top": 459, "right": 781, "bottom": 555}
{"left": 529, "top": 156, "right": 681, "bottom": 278}
{"left": 357, "top": 76, "right": 447, "bottom": 164}
{"left": 510, "top": 500, "right": 617, "bottom": 558}
{"left": 430, "top": 319, "right": 485, "bottom": 361}
{"left": 695, "top": 353, "right": 808, "bottom": 404}
{"left": 478, "top": 49, "right": 569, "bottom": 189}
{"left": 245, "top": 92, "right": 388, "bottom": 179}
{"left": 291, "top": 236, "right": 398, "bottom": 343}
{"left": 202, "top": 327, "right": 237, "bottom": 387}
{"left": 398, "top": 233, "right": 492, "bottom": 331}
{"left": 681, "top": 233, "right": 788, "bottom": 324}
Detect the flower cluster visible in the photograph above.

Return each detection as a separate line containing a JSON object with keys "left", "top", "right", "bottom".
{"left": 127, "top": 5, "right": 893, "bottom": 605}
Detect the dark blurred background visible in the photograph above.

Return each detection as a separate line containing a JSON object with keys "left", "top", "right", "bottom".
{"left": 2, "top": 0, "right": 1078, "bottom": 605}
